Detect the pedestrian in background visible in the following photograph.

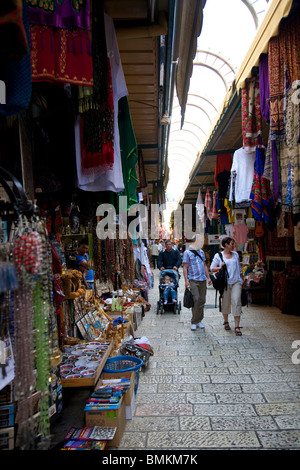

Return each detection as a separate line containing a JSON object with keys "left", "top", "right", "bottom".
{"left": 183, "top": 235, "right": 212, "bottom": 330}
{"left": 210, "top": 236, "right": 244, "bottom": 336}
{"left": 150, "top": 240, "right": 159, "bottom": 269}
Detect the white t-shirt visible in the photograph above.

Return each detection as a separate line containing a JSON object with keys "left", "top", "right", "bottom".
{"left": 210, "top": 251, "right": 243, "bottom": 285}
{"left": 229, "top": 147, "right": 256, "bottom": 203}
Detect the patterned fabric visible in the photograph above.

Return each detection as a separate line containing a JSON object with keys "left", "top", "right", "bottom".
{"left": 279, "top": 88, "right": 300, "bottom": 214}
{"left": 30, "top": 25, "right": 93, "bottom": 86}
{"left": 241, "top": 75, "right": 262, "bottom": 151}
{"left": 263, "top": 131, "right": 280, "bottom": 201}
{"left": 250, "top": 147, "right": 274, "bottom": 224}
{"left": 204, "top": 189, "right": 212, "bottom": 221}
{"left": 27, "top": 0, "right": 90, "bottom": 30}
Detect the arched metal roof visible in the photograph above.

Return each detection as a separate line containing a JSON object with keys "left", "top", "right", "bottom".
{"left": 166, "top": 0, "right": 271, "bottom": 201}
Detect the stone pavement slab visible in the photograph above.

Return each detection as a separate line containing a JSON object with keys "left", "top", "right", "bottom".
{"left": 117, "top": 267, "right": 300, "bottom": 450}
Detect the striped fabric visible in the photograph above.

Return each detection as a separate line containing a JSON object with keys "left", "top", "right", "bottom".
{"left": 183, "top": 249, "right": 207, "bottom": 281}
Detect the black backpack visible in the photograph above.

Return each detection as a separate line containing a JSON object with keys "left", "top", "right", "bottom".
{"left": 211, "top": 252, "right": 228, "bottom": 311}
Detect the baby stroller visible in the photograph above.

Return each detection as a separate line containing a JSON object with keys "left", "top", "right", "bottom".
{"left": 156, "top": 269, "right": 181, "bottom": 315}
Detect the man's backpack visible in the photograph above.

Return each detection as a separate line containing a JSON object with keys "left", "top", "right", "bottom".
{"left": 211, "top": 252, "right": 228, "bottom": 311}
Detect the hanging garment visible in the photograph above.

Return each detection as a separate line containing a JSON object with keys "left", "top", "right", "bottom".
{"left": 263, "top": 130, "right": 280, "bottom": 201}
{"left": 212, "top": 191, "right": 219, "bottom": 219}
{"left": 229, "top": 147, "right": 256, "bottom": 204}
{"left": 279, "top": 87, "right": 300, "bottom": 214}
{"left": 241, "top": 75, "right": 262, "bottom": 151}
{"left": 196, "top": 189, "right": 205, "bottom": 224}
{"left": 118, "top": 96, "right": 139, "bottom": 209}
{"left": 250, "top": 147, "right": 274, "bottom": 223}
{"left": 0, "top": 0, "right": 32, "bottom": 116}
{"left": 80, "top": 59, "right": 114, "bottom": 176}
{"left": 30, "top": 25, "right": 93, "bottom": 86}
{"left": 75, "top": 13, "right": 127, "bottom": 192}
{"left": 268, "top": 13, "right": 300, "bottom": 142}
{"left": 259, "top": 53, "right": 270, "bottom": 122}
{"left": 27, "top": 0, "right": 90, "bottom": 30}
{"left": 204, "top": 189, "right": 213, "bottom": 221}
{"left": 214, "top": 153, "right": 232, "bottom": 187}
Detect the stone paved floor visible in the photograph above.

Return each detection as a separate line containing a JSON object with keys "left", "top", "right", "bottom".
{"left": 116, "top": 267, "right": 300, "bottom": 450}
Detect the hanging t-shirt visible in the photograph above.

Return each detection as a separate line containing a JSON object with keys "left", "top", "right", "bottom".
{"left": 229, "top": 147, "right": 256, "bottom": 203}
{"left": 233, "top": 224, "right": 249, "bottom": 244}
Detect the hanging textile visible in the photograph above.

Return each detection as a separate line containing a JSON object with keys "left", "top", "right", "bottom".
{"left": 30, "top": 25, "right": 93, "bottom": 86}
{"left": 279, "top": 87, "right": 300, "bottom": 214}
{"left": 268, "top": 13, "right": 300, "bottom": 142}
{"left": 0, "top": 0, "right": 32, "bottom": 116}
{"left": 259, "top": 53, "right": 270, "bottom": 123}
{"left": 263, "top": 130, "right": 280, "bottom": 201}
{"left": 75, "top": 12, "right": 126, "bottom": 193}
{"left": 27, "top": 0, "right": 90, "bottom": 30}
{"left": 214, "top": 153, "right": 232, "bottom": 187}
{"left": 80, "top": 59, "right": 114, "bottom": 174}
{"left": 211, "top": 190, "right": 219, "bottom": 219}
{"left": 229, "top": 147, "right": 256, "bottom": 204}
{"left": 250, "top": 147, "right": 274, "bottom": 224}
{"left": 241, "top": 75, "right": 262, "bottom": 151}
{"left": 118, "top": 96, "right": 138, "bottom": 209}
{"left": 204, "top": 189, "right": 212, "bottom": 221}
{"left": 196, "top": 188, "right": 205, "bottom": 224}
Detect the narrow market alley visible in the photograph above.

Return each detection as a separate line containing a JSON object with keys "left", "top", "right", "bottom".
{"left": 116, "top": 267, "right": 300, "bottom": 451}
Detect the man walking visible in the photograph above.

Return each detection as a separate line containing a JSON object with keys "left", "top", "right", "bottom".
{"left": 183, "top": 236, "right": 212, "bottom": 330}
{"left": 157, "top": 239, "right": 182, "bottom": 271}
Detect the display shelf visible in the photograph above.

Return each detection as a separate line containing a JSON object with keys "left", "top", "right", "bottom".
{"left": 61, "top": 341, "right": 114, "bottom": 388}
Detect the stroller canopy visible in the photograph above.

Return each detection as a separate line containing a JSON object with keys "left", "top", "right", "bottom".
{"left": 159, "top": 269, "right": 179, "bottom": 287}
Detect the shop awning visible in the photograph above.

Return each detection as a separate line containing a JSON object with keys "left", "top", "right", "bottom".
{"left": 173, "top": 0, "right": 206, "bottom": 128}
{"left": 235, "top": 0, "right": 293, "bottom": 91}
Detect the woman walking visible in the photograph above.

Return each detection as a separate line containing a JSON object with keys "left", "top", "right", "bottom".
{"left": 210, "top": 236, "right": 244, "bottom": 336}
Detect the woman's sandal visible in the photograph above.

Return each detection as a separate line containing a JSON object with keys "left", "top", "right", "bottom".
{"left": 235, "top": 327, "right": 242, "bottom": 336}
{"left": 223, "top": 322, "right": 231, "bottom": 330}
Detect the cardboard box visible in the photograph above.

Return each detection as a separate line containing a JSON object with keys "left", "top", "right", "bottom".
{"left": 0, "top": 404, "right": 14, "bottom": 428}
{"left": 125, "top": 392, "right": 135, "bottom": 420}
{"left": 85, "top": 396, "right": 125, "bottom": 447}
{"left": 0, "top": 427, "right": 14, "bottom": 450}
{"left": 97, "top": 370, "right": 135, "bottom": 406}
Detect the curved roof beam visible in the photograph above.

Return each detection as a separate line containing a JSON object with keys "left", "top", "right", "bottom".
{"left": 173, "top": 100, "right": 215, "bottom": 123}
{"left": 196, "top": 50, "right": 236, "bottom": 75}
{"left": 169, "top": 139, "right": 199, "bottom": 154}
{"left": 170, "top": 128, "right": 203, "bottom": 148}
{"left": 240, "top": 0, "right": 259, "bottom": 29}
{"left": 168, "top": 151, "right": 195, "bottom": 164}
{"left": 171, "top": 120, "right": 207, "bottom": 137}
{"left": 185, "top": 94, "right": 218, "bottom": 113}
{"left": 192, "top": 62, "right": 228, "bottom": 91}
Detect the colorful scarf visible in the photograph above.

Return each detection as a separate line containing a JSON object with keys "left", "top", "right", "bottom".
{"left": 241, "top": 75, "right": 262, "bottom": 151}
{"left": 27, "top": 0, "right": 90, "bottom": 30}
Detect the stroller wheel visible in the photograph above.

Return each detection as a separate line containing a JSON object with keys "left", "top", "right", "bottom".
{"left": 177, "top": 300, "right": 181, "bottom": 314}
{"left": 156, "top": 300, "right": 161, "bottom": 315}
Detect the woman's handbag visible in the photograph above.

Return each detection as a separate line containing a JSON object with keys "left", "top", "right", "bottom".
{"left": 241, "top": 287, "right": 248, "bottom": 307}
{"left": 183, "top": 288, "right": 194, "bottom": 308}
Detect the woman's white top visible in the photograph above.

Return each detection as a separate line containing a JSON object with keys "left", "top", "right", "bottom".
{"left": 210, "top": 251, "right": 243, "bottom": 284}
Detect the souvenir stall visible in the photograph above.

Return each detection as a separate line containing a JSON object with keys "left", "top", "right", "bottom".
{"left": 0, "top": 1, "right": 154, "bottom": 450}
